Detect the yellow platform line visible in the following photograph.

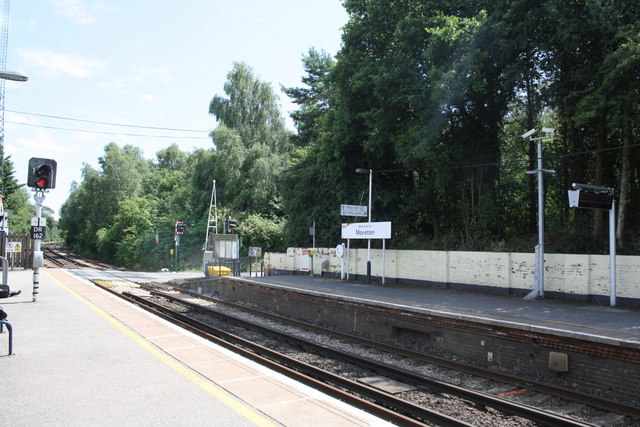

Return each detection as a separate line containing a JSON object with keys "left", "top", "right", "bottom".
{"left": 44, "top": 270, "right": 277, "bottom": 427}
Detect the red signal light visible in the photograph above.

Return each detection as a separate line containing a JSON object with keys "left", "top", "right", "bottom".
{"left": 27, "top": 158, "right": 57, "bottom": 190}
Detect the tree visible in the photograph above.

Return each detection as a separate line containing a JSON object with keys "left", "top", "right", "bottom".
{"left": 0, "top": 149, "right": 21, "bottom": 202}
{"left": 0, "top": 149, "right": 34, "bottom": 233}
{"left": 210, "top": 62, "right": 291, "bottom": 154}
{"left": 96, "top": 196, "right": 157, "bottom": 268}
{"left": 60, "top": 143, "right": 150, "bottom": 257}
{"left": 282, "top": 48, "right": 335, "bottom": 148}
{"left": 156, "top": 144, "right": 188, "bottom": 170}
{"left": 209, "top": 62, "right": 292, "bottom": 216}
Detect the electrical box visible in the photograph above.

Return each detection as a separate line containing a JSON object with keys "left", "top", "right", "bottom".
{"left": 33, "top": 250, "right": 44, "bottom": 268}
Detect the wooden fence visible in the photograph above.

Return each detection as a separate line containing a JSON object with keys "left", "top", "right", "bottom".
{"left": 0, "top": 232, "right": 32, "bottom": 268}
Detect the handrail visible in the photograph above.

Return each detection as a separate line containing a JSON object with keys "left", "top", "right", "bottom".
{"left": 0, "top": 256, "right": 7, "bottom": 287}
{"left": 0, "top": 319, "right": 11, "bottom": 355}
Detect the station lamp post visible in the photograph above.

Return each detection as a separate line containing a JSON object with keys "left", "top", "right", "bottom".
{"left": 0, "top": 70, "right": 28, "bottom": 301}
{"left": 522, "top": 127, "right": 555, "bottom": 299}
{"left": 355, "top": 168, "right": 373, "bottom": 283}
{"left": 0, "top": 70, "right": 28, "bottom": 240}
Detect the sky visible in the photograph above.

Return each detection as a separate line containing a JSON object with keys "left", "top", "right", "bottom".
{"left": 2, "top": 0, "right": 348, "bottom": 219}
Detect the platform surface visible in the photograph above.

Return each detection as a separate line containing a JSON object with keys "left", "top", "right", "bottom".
{"left": 0, "top": 269, "right": 390, "bottom": 427}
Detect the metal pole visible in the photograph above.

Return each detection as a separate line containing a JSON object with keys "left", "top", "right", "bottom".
{"left": 174, "top": 233, "right": 180, "bottom": 272}
{"left": 523, "top": 131, "right": 554, "bottom": 300}
{"left": 366, "top": 169, "right": 372, "bottom": 283}
{"left": 536, "top": 139, "right": 545, "bottom": 298}
{"left": 382, "top": 239, "right": 386, "bottom": 285}
{"left": 610, "top": 200, "right": 616, "bottom": 307}
{"left": 33, "top": 191, "right": 44, "bottom": 302}
{"left": 340, "top": 244, "right": 345, "bottom": 280}
{"left": 346, "top": 239, "right": 350, "bottom": 280}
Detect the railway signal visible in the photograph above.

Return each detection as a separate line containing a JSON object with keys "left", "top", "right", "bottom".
{"left": 227, "top": 217, "right": 238, "bottom": 233}
{"left": 175, "top": 221, "right": 186, "bottom": 234}
{"left": 27, "top": 158, "right": 56, "bottom": 301}
{"left": 27, "top": 157, "right": 57, "bottom": 190}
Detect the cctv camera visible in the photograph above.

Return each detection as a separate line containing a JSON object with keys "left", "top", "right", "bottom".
{"left": 521, "top": 129, "right": 536, "bottom": 139}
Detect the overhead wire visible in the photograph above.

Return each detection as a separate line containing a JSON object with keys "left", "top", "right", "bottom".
{"left": 5, "top": 109, "right": 637, "bottom": 172}
{"left": 6, "top": 109, "right": 210, "bottom": 133}
{"left": 5, "top": 109, "right": 212, "bottom": 139}
{"left": 5, "top": 120, "right": 209, "bottom": 139}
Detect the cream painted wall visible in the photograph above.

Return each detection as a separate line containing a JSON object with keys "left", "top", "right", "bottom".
{"left": 264, "top": 248, "right": 640, "bottom": 300}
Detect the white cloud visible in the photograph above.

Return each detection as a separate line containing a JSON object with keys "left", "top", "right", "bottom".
{"left": 99, "top": 65, "right": 172, "bottom": 105}
{"left": 130, "top": 66, "right": 173, "bottom": 84}
{"left": 136, "top": 93, "right": 161, "bottom": 104}
{"left": 16, "top": 48, "right": 105, "bottom": 78}
{"left": 11, "top": 130, "right": 74, "bottom": 155}
{"left": 52, "top": 0, "right": 95, "bottom": 25}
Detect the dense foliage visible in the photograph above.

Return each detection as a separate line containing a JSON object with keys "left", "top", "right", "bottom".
{"left": 59, "top": 63, "right": 290, "bottom": 269}
{"left": 59, "top": 1, "right": 640, "bottom": 269}
{"left": 283, "top": 0, "right": 640, "bottom": 254}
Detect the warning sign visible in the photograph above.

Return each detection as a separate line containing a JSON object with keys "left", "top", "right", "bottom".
{"left": 5, "top": 242, "right": 21, "bottom": 253}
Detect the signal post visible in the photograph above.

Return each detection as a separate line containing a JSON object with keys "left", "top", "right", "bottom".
{"left": 27, "top": 157, "right": 57, "bottom": 302}
{"left": 174, "top": 221, "right": 186, "bottom": 271}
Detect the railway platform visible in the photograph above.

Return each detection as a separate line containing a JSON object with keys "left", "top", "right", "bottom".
{"left": 254, "top": 274, "right": 640, "bottom": 346}
{"left": 199, "top": 273, "right": 640, "bottom": 407}
{"left": 0, "top": 268, "right": 390, "bottom": 427}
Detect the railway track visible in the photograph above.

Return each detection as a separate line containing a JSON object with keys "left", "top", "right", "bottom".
{"left": 42, "top": 243, "right": 111, "bottom": 270}
{"left": 96, "top": 282, "right": 456, "bottom": 426}
{"left": 170, "top": 287, "right": 639, "bottom": 422}
{"left": 94, "top": 281, "right": 636, "bottom": 426}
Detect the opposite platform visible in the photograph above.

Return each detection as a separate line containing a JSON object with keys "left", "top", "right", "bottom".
{"left": 254, "top": 274, "right": 640, "bottom": 348}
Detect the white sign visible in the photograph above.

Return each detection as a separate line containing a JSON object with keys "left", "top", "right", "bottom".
{"left": 341, "top": 222, "right": 391, "bottom": 239}
{"left": 31, "top": 217, "right": 47, "bottom": 227}
{"left": 249, "top": 247, "right": 262, "bottom": 257}
{"left": 340, "top": 204, "right": 368, "bottom": 217}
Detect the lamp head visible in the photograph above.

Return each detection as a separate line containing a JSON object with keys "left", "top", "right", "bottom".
{"left": 355, "top": 168, "right": 369, "bottom": 174}
{"left": 0, "top": 70, "right": 28, "bottom": 82}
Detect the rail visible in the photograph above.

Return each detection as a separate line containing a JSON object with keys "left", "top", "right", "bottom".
{"left": 95, "top": 281, "right": 463, "bottom": 425}
{"left": 150, "top": 288, "right": 601, "bottom": 426}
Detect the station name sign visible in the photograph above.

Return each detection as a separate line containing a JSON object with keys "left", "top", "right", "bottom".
{"left": 341, "top": 221, "right": 391, "bottom": 239}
